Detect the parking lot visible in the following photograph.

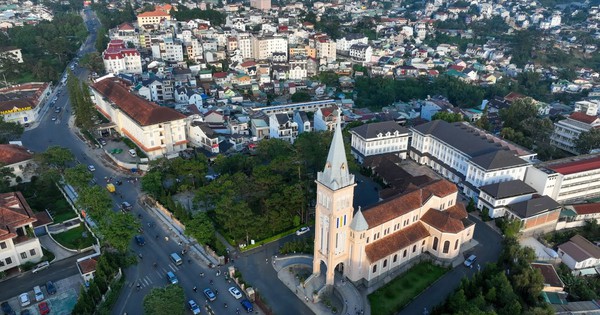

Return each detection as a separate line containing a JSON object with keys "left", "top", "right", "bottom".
{"left": 2, "top": 274, "right": 82, "bottom": 315}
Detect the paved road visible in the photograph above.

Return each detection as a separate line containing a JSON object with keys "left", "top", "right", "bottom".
{"left": 399, "top": 214, "right": 503, "bottom": 315}
{"left": 0, "top": 252, "right": 91, "bottom": 302}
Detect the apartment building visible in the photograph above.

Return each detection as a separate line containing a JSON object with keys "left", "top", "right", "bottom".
{"left": 349, "top": 44, "right": 372, "bottom": 63}
{"left": 336, "top": 34, "right": 368, "bottom": 52}
{"left": 137, "top": 6, "right": 172, "bottom": 29}
{"left": 252, "top": 35, "right": 288, "bottom": 60}
{"left": 91, "top": 77, "right": 188, "bottom": 160}
{"left": 151, "top": 38, "right": 184, "bottom": 62}
{"left": 102, "top": 40, "right": 142, "bottom": 75}
{"left": 315, "top": 35, "right": 336, "bottom": 61}
{"left": 350, "top": 121, "right": 411, "bottom": 163}
{"left": 550, "top": 112, "right": 600, "bottom": 154}
{"left": 250, "top": 0, "right": 271, "bottom": 10}
{"left": 409, "top": 121, "right": 534, "bottom": 199}
{"left": 269, "top": 113, "right": 298, "bottom": 143}
{"left": 524, "top": 154, "right": 600, "bottom": 203}
{"left": 109, "top": 22, "right": 139, "bottom": 47}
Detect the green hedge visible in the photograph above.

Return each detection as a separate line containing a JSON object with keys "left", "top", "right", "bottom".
{"left": 121, "top": 137, "right": 148, "bottom": 158}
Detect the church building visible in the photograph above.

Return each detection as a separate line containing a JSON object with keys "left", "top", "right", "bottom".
{"left": 313, "top": 119, "right": 476, "bottom": 287}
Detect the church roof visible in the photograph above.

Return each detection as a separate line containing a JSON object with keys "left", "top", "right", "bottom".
{"left": 316, "top": 112, "right": 354, "bottom": 190}
{"left": 349, "top": 208, "right": 368, "bottom": 231}
{"left": 365, "top": 222, "right": 430, "bottom": 263}
{"left": 421, "top": 205, "right": 469, "bottom": 233}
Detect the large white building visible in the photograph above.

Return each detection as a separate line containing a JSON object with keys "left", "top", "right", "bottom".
{"left": 350, "top": 121, "right": 411, "bottom": 163}
{"left": 314, "top": 35, "right": 336, "bottom": 61}
{"left": 0, "top": 192, "right": 44, "bottom": 273}
{"left": 336, "top": 34, "right": 368, "bottom": 52}
{"left": 550, "top": 112, "right": 600, "bottom": 154}
{"left": 524, "top": 154, "right": 600, "bottom": 203}
{"left": 269, "top": 113, "right": 298, "bottom": 143}
{"left": 0, "top": 82, "right": 51, "bottom": 125}
{"left": 312, "top": 120, "right": 474, "bottom": 287}
{"left": 252, "top": 35, "right": 288, "bottom": 60}
{"left": 151, "top": 38, "right": 185, "bottom": 62}
{"left": 409, "top": 121, "right": 535, "bottom": 199}
{"left": 102, "top": 40, "right": 142, "bottom": 75}
{"left": 349, "top": 44, "right": 372, "bottom": 63}
{"left": 90, "top": 77, "right": 188, "bottom": 160}
{"left": 136, "top": 5, "right": 172, "bottom": 29}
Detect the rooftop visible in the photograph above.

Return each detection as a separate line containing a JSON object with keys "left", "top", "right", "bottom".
{"left": 350, "top": 121, "right": 410, "bottom": 139}
{"left": 0, "top": 192, "right": 37, "bottom": 242}
{"left": 479, "top": 180, "right": 537, "bottom": 199}
{"left": 506, "top": 195, "right": 561, "bottom": 219}
{"left": 0, "top": 144, "right": 32, "bottom": 165}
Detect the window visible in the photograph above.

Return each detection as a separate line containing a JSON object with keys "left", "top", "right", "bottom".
{"left": 454, "top": 240, "right": 459, "bottom": 250}
{"left": 20, "top": 252, "right": 27, "bottom": 259}
{"left": 432, "top": 237, "right": 439, "bottom": 251}
{"left": 412, "top": 245, "right": 416, "bottom": 253}
{"left": 443, "top": 241, "right": 450, "bottom": 254}
{"left": 5, "top": 257, "right": 12, "bottom": 265}
{"left": 393, "top": 254, "right": 398, "bottom": 263}
{"left": 383, "top": 259, "right": 387, "bottom": 268}
{"left": 372, "top": 265, "right": 377, "bottom": 273}
{"left": 0, "top": 242, "right": 6, "bottom": 249}
{"left": 403, "top": 250, "right": 407, "bottom": 258}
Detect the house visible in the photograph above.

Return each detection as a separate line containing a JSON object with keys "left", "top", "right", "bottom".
{"left": 531, "top": 263, "right": 565, "bottom": 293}
{"left": 0, "top": 144, "right": 34, "bottom": 186}
{"left": 136, "top": 6, "right": 172, "bottom": 29}
{"left": 567, "top": 203, "right": 600, "bottom": 224}
{"left": 550, "top": 112, "right": 600, "bottom": 154}
{"left": 251, "top": 118, "right": 269, "bottom": 140}
{"left": 312, "top": 121, "right": 475, "bottom": 287}
{"left": 557, "top": 235, "right": 600, "bottom": 275}
{"left": 0, "top": 46, "right": 23, "bottom": 63}
{"left": 293, "top": 110, "right": 311, "bottom": 133}
{"left": 204, "top": 110, "right": 224, "bottom": 124}
{"left": 350, "top": 121, "right": 411, "bottom": 163}
{"left": 269, "top": 113, "right": 298, "bottom": 143}
{"left": 477, "top": 180, "right": 538, "bottom": 218}
{"left": 90, "top": 77, "right": 188, "bottom": 160}
{"left": 0, "top": 82, "right": 52, "bottom": 125}
{"left": 0, "top": 192, "right": 44, "bottom": 273}
{"left": 102, "top": 40, "right": 142, "bottom": 75}
{"left": 187, "top": 120, "right": 219, "bottom": 154}
{"left": 76, "top": 254, "right": 99, "bottom": 285}
{"left": 314, "top": 107, "right": 340, "bottom": 131}
{"left": 504, "top": 195, "right": 561, "bottom": 235}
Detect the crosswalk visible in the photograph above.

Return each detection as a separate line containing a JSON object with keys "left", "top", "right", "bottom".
{"left": 127, "top": 262, "right": 182, "bottom": 289}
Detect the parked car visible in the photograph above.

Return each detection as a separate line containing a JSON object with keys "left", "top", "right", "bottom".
{"left": 38, "top": 302, "right": 49, "bottom": 315}
{"left": 20, "top": 310, "right": 31, "bottom": 315}
{"left": 203, "top": 288, "right": 216, "bottom": 301}
{"left": 188, "top": 300, "right": 201, "bottom": 315}
{"left": 121, "top": 202, "right": 132, "bottom": 211}
{"left": 166, "top": 271, "right": 178, "bottom": 285}
{"left": 87, "top": 165, "right": 95, "bottom": 172}
{"left": 228, "top": 287, "right": 243, "bottom": 299}
{"left": 54, "top": 107, "right": 61, "bottom": 113}
{"left": 32, "top": 261, "right": 50, "bottom": 273}
{"left": 240, "top": 299, "right": 254, "bottom": 313}
{"left": 128, "top": 149, "right": 137, "bottom": 157}
{"left": 296, "top": 227, "right": 310, "bottom": 236}
{"left": 464, "top": 254, "right": 477, "bottom": 267}
{"left": 18, "top": 293, "right": 30, "bottom": 307}
{"left": 98, "top": 138, "right": 107, "bottom": 146}
{"left": 1, "top": 301, "right": 15, "bottom": 315}
{"left": 33, "top": 286, "right": 44, "bottom": 302}
{"left": 134, "top": 235, "right": 145, "bottom": 246}
{"left": 45, "top": 281, "right": 57, "bottom": 295}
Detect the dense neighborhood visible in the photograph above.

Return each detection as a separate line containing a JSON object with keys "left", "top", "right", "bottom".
{"left": 1, "top": 0, "right": 600, "bottom": 314}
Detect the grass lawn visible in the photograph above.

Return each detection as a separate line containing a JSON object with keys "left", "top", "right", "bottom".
{"left": 53, "top": 211, "right": 78, "bottom": 223}
{"left": 52, "top": 225, "right": 95, "bottom": 250}
{"left": 368, "top": 262, "right": 448, "bottom": 315}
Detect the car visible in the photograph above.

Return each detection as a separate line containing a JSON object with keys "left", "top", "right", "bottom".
{"left": 98, "top": 138, "right": 107, "bottom": 146}
{"left": 45, "top": 281, "right": 57, "bottom": 295}
{"left": 464, "top": 254, "right": 477, "bottom": 267}
{"left": 228, "top": 287, "right": 243, "bottom": 299}
{"left": 50, "top": 116, "right": 57, "bottom": 121}
{"left": 203, "top": 288, "right": 216, "bottom": 301}
{"left": 166, "top": 271, "right": 178, "bottom": 285}
{"left": 20, "top": 310, "right": 31, "bottom": 315}
{"left": 32, "top": 261, "right": 50, "bottom": 273}
{"left": 240, "top": 299, "right": 254, "bottom": 313}
{"left": 188, "top": 300, "right": 201, "bottom": 315}
{"left": 33, "top": 286, "right": 44, "bottom": 302}
{"left": 18, "top": 293, "right": 30, "bottom": 307}
{"left": 1, "top": 302, "right": 15, "bottom": 315}
{"left": 121, "top": 201, "right": 132, "bottom": 211}
{"left": 54, "top": 107, "right": 61, "bottom": 113}
{"left": 87, "top": 165, "right": 95, "bottom": 172}
{"left": 38, "top": 302, "right": 49, "bottom": 315}
{"left": 128, "top": 149, "right": 137, "bottom": 157}
{"left": 296, "top": 226, "right": 310, "bottom": 236}
{"left": 134, "top": 235, "right": 145, "bottom": 246}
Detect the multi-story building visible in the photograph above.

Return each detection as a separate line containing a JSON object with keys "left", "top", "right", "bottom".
{"left": 312, "top": 121, "right": 474, "bottom": 287}
{"left": 0, "top": 144, "right": 34, "bottom": 186}
{"left": 477, "top": 180, "right": 537, "bottom": 218}
{"left": 236, "top": 33, "right": 254, "bottom": 60}
{"left": 288, "top": 56, "right": 307, "bottom": 80}
{"left": 102, "top": 40, "right": 142, "bottom": 75}
{"left": 524, "top": 154, "right": 600, "bottom": 203}
{"left": 409, "top": 120, "right": 534, "bottom": 199}
{"left": 0, "top": 82, "right": 51, "bottom": 125}
{"left": 314, "top": 107, "right": 341, "bottom": 132}
{"left": 90, "top": 77, "right": 188, "bottom": 160}
{"left": 350, "top": 121, "right": 411, "bottom": 163}
{"left": 136, "top": 5, "right": 172, "bottom": 29}
{"left": 336, "top": 34, "right": 368, "bottom": 52}
{"left": 250, "top": 0, "right": 271, "bottom": 10}
{"left": 314, "top": 35, "right": 336, "bottom": 62}
{"left": 251, "top": 118, "right": 269, "bottom": 140}
{"left": 0, "top": 192, "right": 44, "bottom": 273}
{"left": 349, "top": 44, "right": 372, "bottom": 63}
{"left": 550, "top": 112, "right": 600, "bottom": 154}
{"left": 269, "top": 113, "right": 298, "bottom": 143}
{"left": 185, "top": 38, "right": 204, "bottom": 63}
{"left": 188, "top": 120, "right": 219, "bottom": 154}
{"left": 151, "top": 38, "right": 185, "bottom": 62}
{"left": 252, "top": 35, "right": 288, "bottom": 60}
{"left": 109, "top": 22, "right": 139, "bottom": 47}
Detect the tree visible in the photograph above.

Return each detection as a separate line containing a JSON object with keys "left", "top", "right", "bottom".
{"left": 141, "top": 170, "right": 164, "bottom": 198}
{"left": 575, "top": 129, "right": 600, "bottom": 154}
{"left": 0, "top": 116, "right": 24, "bottom": 143}
{"left": 432, "top": 111, "right": 464, "bottom": 123}
{"left": 185, "top": 212, "right": 215, "bottom": 245}
{"left": 79, "top": 52, "right": 105, "bottom": 73}
{"left": 290, "top": 91, "right": 312, "bottom": 103}
{"left": 0, "top": 164, "right": 15, "bottom": 192}
{"left": 64, "top": 164, "right": 93, "bottom": 190}
{"left": 97, "top": 211, "right": 139, "bottom": 252}
{"left": 77, "top": 186, "right": 113, "bottom": 218}
{"left": 143, "top": 285, "right": 185, "bottom": 315}
{"left": 34, "top": 146, "right": 74, "bottom": 173}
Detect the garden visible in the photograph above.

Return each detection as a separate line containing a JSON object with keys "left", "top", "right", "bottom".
{"left": 52, "top": 225, "right": 96, "bottom": 250}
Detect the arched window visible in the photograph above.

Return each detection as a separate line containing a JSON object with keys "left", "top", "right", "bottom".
{"left": 432, "top": 237, "right": 439, "bottom": 251}
{"left": 383, "top": 259, "right": 387, "bottom": 268}
{"left": 372, "top": 265, "right": 377, "bottom": 273}
{"left": 393, "top": 254, "right": 398, "bottom": 263}
{"left": 454, "top": 239, "right": 459, "bottom": 250}
{"left": 403, "top": 250, "right": 407, "bottom": 258}
{"left": 412, "top": 245, "right": 417, "bottom": 253}
{"left": 443, "top": 241, "right": 450, "bottom": 254}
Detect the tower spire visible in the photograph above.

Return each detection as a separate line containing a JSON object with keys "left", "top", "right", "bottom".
{"left": 317, "top": 109, "right": 354, "bottom": 190}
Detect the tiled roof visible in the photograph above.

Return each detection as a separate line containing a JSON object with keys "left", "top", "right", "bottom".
{"left": 117, "top": 22, "right": 134, "bottom": 31}
{"left": 504, "top": 91, "right": 527, "bottom": 102}
{"left": 421, "top": 205, "right": 468, "bottom": 233}
{"left": 78, "top": 257, "right": 98, "bottom": 274}
{"left": 351, "top": 121, "right": 409, "bottom": 139}
{"left": 571, "top": 203, "right": 600, "bottom": 215}
{"left": 569, "top": 112, "right": 599, "bottom": 124}
{"left": 0, "top": 192, "right": 37, "bottom": 241}
{"left": 531, "top": 263, "right": 564, "bottom": 288}
{"left": 137, "top": 10, "right": 170, "bottom": 17}
{"left": 480, "top": 180, "right": 537, "bottom": 199}
{"left": 92, "top": 78, "right": 185, "bottom": 126}
{"left": 548, "top": 155, "right": 600, "bottom": 175}
{"left": 470, "top": 150, "right": 529, "bottom": 170}
{"left": 558, "top": 235, "right": 600, "bottom": 262}
{"left": 507, "top": 195, "right": 561, "bottom": 219}
{"left": 365, "top": 222, "right": 430, "bottom": 263}
{"left": 362, "top": 180, "right": 457, "bottom": 227}
{"left": 0, "top": 144, "right": 32, "bottom": 165}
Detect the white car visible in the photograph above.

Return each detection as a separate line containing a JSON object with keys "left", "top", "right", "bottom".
{"left": 19, "top": 293, "right": 30, "bottom": 307}
{"left": 33, "top": 285, "right": 44, "bottom": 302}
{"left": 228, "top": 286, "right": 243, "bottom": 299}
{"left": 296, "top": 227, "right": 310, "bottom": 236}
{"left": 32, "top": 261, "right": 50, "bottom": 273}
{"left": 87, "top": 165, "right": 96, "bottom": 172}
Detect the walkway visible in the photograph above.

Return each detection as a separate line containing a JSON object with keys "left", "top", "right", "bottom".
{"left": 274, "top": 255, "right": 369, "bottom": 315}
{"left": 39, "top": 234, "right": 79, "bottom": 262}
